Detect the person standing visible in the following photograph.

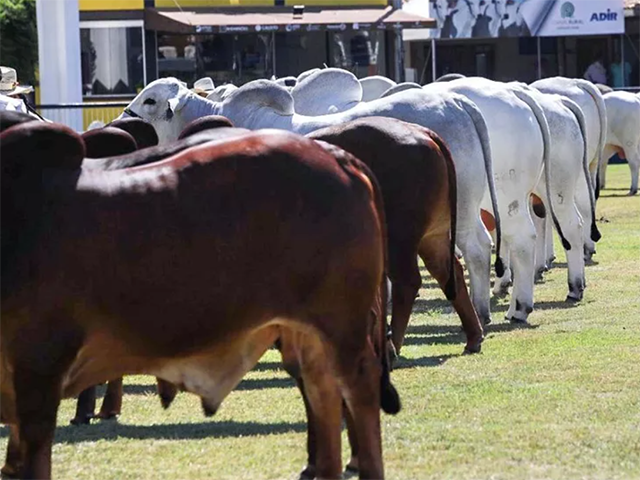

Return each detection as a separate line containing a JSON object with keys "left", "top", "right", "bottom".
{"left": 0, "top": 66, "right": 46, "bottom": 120}
{"left": 583, "top": 53, "right": 607, "bottom": 85}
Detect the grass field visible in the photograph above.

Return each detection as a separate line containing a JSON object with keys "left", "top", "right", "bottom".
{"left": 1, "top": 165, "right": 638, "bottom": 480}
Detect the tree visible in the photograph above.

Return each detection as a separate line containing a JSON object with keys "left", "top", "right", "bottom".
{"left": 0, "top": 0, "right": 38, "bottom": 85}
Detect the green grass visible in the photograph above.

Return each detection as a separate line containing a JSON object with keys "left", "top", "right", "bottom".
{"left": 2, "top": 165, "right": 639, "bottom": 480}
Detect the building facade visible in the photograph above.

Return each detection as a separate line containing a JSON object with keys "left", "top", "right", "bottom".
{"left": 77, "top": 0, "right": 432, "bottom": 100}
{"left": 402, "top": 0, "right": 639, "bottom": 88}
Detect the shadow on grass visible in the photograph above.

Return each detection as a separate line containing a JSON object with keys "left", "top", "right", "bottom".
{"left": 122, "top": 384, "right": 157, "bottom": 395}
{"left": 235, "top": 376, "right": 295, "bottom": 391}
{"left": 250, "top": 361, "right": 284, "bottom": 373}
{"left": 0, "top": 420, "right": 306, "bottom": 444}
{"left": 393, "top": 353, "right": 458, "bottom": 370}
{"left": 534, "top": 300, "right": 581, "bottom": 311}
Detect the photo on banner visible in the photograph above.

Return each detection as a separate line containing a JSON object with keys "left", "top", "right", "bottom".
{"left": 414, "top": 0, "right": 625, "bottom": 39}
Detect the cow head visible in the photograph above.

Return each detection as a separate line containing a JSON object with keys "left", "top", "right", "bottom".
{"left": 121, "top": 78, "right": 205, "bottom": 145}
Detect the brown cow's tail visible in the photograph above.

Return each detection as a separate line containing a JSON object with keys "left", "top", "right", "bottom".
{"left": 317, "top": 140, "right": 401, "bottom": 415}
{"left": 354, "top": 157, "right": 401, "bottom": 415}
{"left": 428, "top": 130, "right": 458, "bottom": 301}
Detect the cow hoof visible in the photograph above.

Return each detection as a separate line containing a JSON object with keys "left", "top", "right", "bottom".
{"left": 565, "top": 294, "right": 581, "bottom": 303}
{"left": 1, "top": 464, "right": 22, "bottom": 479}
{"left": 534, "top": 268, "right": 545, "bottom": 283}
{"left": 481, "top": 315, "right": 492, "bottom": 326}
{"left": 298, "top": 465, "right": 316, "bottom": 480}
{"left": 463, "top": 343, "right": 482, "bottom": 355}
{"left": 546, "top": 256, "right": 556, "bottom": 268}
{"left": 629, "top": 189, "right": 638, "bottom": 196}
{"left": 69, "top": 415, "right": 93, "bottom": 426}
{"left": 344, "top": 464, "right": 359, "bottom": 478}
{"left": 508, "top": 316, "right": 529, "bottom": 325}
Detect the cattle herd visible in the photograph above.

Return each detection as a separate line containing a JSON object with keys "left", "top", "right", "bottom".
{"left": 1, "top": 68, "right": 639, "bottom": 480}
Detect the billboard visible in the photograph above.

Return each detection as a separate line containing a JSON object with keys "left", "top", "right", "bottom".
{"left": 414, "top": 0, "right": 624, "bottom": 39}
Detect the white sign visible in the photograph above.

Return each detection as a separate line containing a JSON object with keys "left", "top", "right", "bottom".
{"left": 417, "top": 0, "right": 624, "bottom": 40}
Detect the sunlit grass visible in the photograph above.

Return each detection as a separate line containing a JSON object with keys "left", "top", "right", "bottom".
{"left": 1, "top": 165, "right": 638, "bottom": 480}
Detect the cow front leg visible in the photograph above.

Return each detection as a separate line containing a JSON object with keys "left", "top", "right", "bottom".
{"left": 71, "top": 386, "right": 97, "bottom": 425}
{"left": 96, "top": 378, "right": 123, "bottom": 420}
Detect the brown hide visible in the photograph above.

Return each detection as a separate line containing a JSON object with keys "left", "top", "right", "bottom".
{"left": 308, "top": 117, "right": 483, "bottom": 352}
{"left": 178, "top": 115, "right": 235, "bottom": 139}
{"left": 81, "top": 127, "right": 138, "bottom": 157}
{"left": 107, "top": 117, "right": 159, "bottom": 149}
{"left": 1, "top": 121, "right": 396, "bottom": 479}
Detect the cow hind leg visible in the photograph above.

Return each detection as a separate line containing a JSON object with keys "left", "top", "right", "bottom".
{"left": 628, "top": 150, "right": 639, "bottom": 196}
{"left": 1, "top": 425, "right": 23, "bottom": 478}
{"left": 418, "top": 235, "right": 484, "bottom": 352}
{"left": 298, "top": 335, "right": 343, "bottom": 480}
{"left": 533, "top": 212, "right": 547, "bottom": 282}
{"left": 96, "top": 378, "right": 123, "bottom": 420}
{"left": 492, "top": 243, "right": 512, "bottom": 298}
{"left": 575, "top": 179, "right": 596, "bottom": 261}
{"left": 336, "top": 341, "right": 384, "bottom": 480}
{"left": 387, "top": 245, "right": 421, "bottom": 355}
{"left": 457, "top": 219, "right": 493, "bottom": 325}
{"left": 502, "top": 210, "right": 536, "bottom": 324}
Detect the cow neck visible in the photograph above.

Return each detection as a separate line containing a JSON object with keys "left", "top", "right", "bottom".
{"left": 182, "top": 96, "right": 221, "bottom": 126}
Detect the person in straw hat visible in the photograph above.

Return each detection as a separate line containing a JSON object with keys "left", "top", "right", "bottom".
{"left": 0, "top": 66, "right": 46, "bottom": 120}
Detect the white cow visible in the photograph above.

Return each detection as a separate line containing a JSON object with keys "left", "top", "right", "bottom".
{"left": 507, "top": 83, "right": 600, "bottom": 298}
{"left": 599, "top": 91, "right": 640, "bottom": 195}
{"left": 206, "top": 84, "right": 238, "bottom": 102}
{"left": 429, "top": 77, "right": 584, "bottom": 319}
{"left": 291, "top": 68, "right": 362, "bottom": 115}
{"left": 122, "top": 77, "right": 504, "bottom": 326}
{"left": 531, "top": 77, "right": 608, "bottom": 261}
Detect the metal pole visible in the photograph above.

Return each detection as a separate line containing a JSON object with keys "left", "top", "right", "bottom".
{"left": 537, "top": 36, "right": 542, "bottom": 79}
{"left": 431, "top": 38, "right": 437, "bottom": 82}
{"left": 620, "top": 34, "right": 625, "bottom": 87}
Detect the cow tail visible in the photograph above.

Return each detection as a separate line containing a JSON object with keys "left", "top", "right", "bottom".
{"left": 559, "top": 97, "right": 602, "bottom": 243}
{"left": 458, "top": 97, "right": 505, "bottom": 277}
{"left": 367, "top": 165, "right": 401, "bottom": 415}
{"left": 576, "top": 79, "right": 608, "bottom": 187}
{"left": 428, "top": 130, "right": 458, "bottom": 301}
{"left": 335, "top": 152, "right": 401, "bottom": 415}
{"left": 512, "top": 88, "right": 572, "bottom": 251}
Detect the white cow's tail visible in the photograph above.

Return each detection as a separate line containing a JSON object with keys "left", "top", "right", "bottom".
{"left": 559, "top": 97, "right": 602, "bottom": 243}
{"left": 511, "top": 88, "right": 572, "bottom": 251}
{"left": 576, "top": 79, "right": 608, "bottom": 193}
{"left": 458, "top": 97, "right": 504, "bottom": 277}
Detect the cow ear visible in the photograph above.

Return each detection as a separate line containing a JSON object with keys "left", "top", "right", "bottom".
{"left": 1, "top": 122, "right": 85, "bottom": 171}
{"left": 168, "top": 90, "right": 190, "bottom": 114}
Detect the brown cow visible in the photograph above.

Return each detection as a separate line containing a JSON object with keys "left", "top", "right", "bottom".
{"left": 106, "top": 117, "right": 159, "bottom": 149}
{"left": 73, "top": 125, "right": 253, "bottom": 425}
{"left": 308, "top": 117, "right": 484, "bottom": 356}
{"left": 1, "top": 119, "right": 399, "bottom": 479}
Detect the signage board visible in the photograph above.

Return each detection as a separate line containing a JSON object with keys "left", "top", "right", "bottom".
{"left": 406, "top": 0, "right": 624, "bottom": 39}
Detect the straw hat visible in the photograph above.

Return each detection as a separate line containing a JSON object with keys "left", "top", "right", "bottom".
{"left": 193, "top": 77, "right": 215, "bottom": 96}
{"left": 0, "top": 66, "right": 34, "bottom": 96}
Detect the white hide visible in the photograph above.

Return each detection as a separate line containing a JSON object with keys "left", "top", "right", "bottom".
{"left": 206, "top": 84, "right": 238, "bottom": 102}
{"left": 508, "top": 84, "right": 599, "bottom": 301}
{"left": 122, "top": 78, "right": 501, "bottom": 325}
{"left": 601, "top": 91, "right": 640, "bottom": 195}
{"left": 428, "top": 77, "right": 562, "bottom": 321}
{"left": 531, "top": 76, "right": 608, "bottom": 258}
{"left": 291, "top": 68, "right": 362, "bottom": 116}
{"left": 359, "top": 76, "right": 397, "bottom": 102}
